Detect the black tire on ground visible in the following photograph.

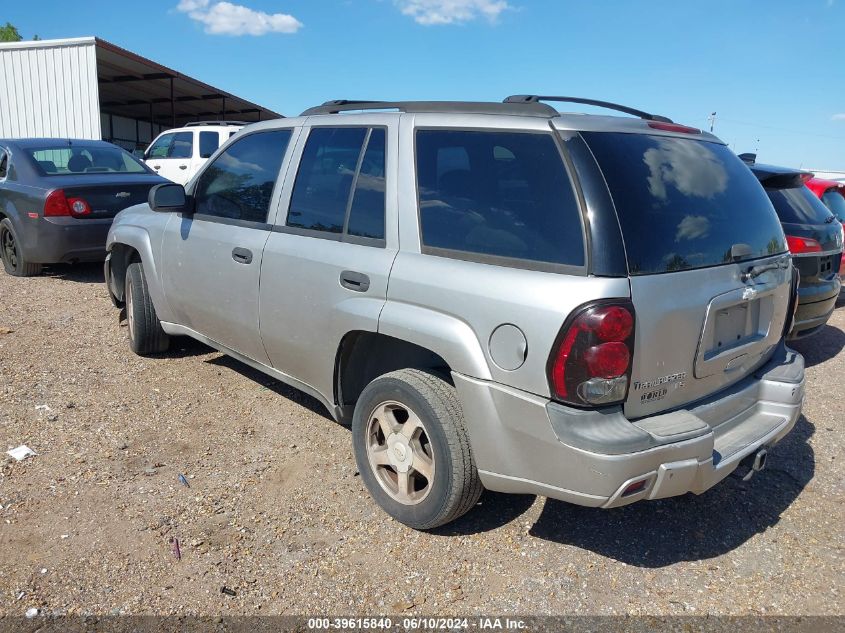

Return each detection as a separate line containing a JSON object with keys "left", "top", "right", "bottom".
{"left": 124, "top": 261, "right": 170, "bottom": 355}
{"left": 0, "top": 218, "right": 42, "bottom": 277}
{"left": 352, "top": 368, "right": 483, "bottom": 530}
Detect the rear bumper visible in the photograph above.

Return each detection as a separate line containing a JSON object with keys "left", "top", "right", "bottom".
{"left": 454, "top": 341, "right": 805, "bottom": 508}
{"left": 789, "top": 277, "right": 841, "bottom": 339}
{"left": 19, "top": 216, "right": 112, "bottom": 264}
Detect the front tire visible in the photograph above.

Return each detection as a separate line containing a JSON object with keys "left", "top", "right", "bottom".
{"left": 352, "top": 369, "right": 483, "bottom": 530}
{"left": 0, "top": 219, "right": 42, "bottom": 277}
{"left": 125, "top": 261, "right": 170, "bottom": 355}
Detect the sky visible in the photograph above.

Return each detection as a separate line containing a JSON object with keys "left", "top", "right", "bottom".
{"left": 4, "top": 0, "right": 845, "bottom": 169}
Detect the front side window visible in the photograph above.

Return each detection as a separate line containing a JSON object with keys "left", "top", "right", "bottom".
{"left": 0, "top": 151, "right": 7, "bottom": 179}
{"left": 416, "top": 130, "right": 585, "bottom": 267}
{"left": 147, "top": 133, "right": 175, "bottom": 159}
{"left": 194, "top": 130, "right": 292, "bottom": 223}
{"left": 287, "top": 126, "right": 387, "bottom": 242}
{"left": 199, "top": 131, "right": 220, "bottom": 159}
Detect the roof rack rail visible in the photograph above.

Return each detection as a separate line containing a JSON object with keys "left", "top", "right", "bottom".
{"left": 300, "top": 99, "right": 558, "bottom": 117}
{"left": 504, "top": 95, "right": 673, "bottom": 123}
{"left": 184, "top": 120, "right": 249, "bottom": 127}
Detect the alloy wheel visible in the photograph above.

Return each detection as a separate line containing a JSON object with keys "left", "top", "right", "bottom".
{"left": 365, "top": 400, "right": 436, "bottom": 505}
{"left": 1, "top": 227, "right": 18, "bottom": 271}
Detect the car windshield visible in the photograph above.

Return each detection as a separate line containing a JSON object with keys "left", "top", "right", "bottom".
{"left": 581, "top": 132, "right": 787, "bottom": 274}
{"left": 821, "top": 189, "right": 845, "bottom": 222}
{"left": 27, "top": 145, "right": 148, "bottom": 176}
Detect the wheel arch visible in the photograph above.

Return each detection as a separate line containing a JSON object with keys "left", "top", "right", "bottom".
{"left": 106, "top": 225, "right": 172, "bottom": 322}
{"left": 334, "top": 331, "right": 454, "bottom": 424}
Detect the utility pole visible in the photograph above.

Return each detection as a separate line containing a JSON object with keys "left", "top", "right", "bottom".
{"left": 707, "top": 112, "right": 717, "bottom": 132}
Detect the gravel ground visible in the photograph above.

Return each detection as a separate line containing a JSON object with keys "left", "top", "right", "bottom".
{"left": 0, "top": 263, "right": 843, "bottom": 617}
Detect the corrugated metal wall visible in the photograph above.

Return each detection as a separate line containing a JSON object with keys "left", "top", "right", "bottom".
{"left": 0, "top": 39, "right": 101, "bottom": 140}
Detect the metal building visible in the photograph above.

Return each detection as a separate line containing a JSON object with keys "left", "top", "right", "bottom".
{"left": 0, "top": 37, "right": 282, "bottom": 150}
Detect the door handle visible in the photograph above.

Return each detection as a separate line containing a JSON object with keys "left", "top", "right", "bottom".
{"left": 232, "top": 247, "right": 253, "bottom": 264}
{"left": 179, "top": 165, "right": 188, "bottom": 170}
{"left": 340, "top": 270, "right": 370, "bottom": 292}
{"left": 152, "top": 165, "right": 161, "bottom": 170}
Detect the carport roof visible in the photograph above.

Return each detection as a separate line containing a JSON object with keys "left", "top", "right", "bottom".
{"left": 5, "top": 36, "right": 282, "bottom": 127}
{"left": 94, "top": 37, "right": 283, "bottom": 125}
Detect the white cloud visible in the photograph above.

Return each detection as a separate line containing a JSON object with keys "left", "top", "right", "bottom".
{"left": 177, "top": 0, "right": 302, "bottom": 36}
{"left": 395, "top": 0, "right": 511, "bottom": 25}
{"left": 832, "top": 113, "right": 845, "bottom": 121}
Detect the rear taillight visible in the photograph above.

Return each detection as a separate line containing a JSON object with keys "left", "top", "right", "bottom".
{"left": 548, "top": 301, "right": 635, "bottom": 407}
{"left": 647, "top": 121, "right": 702, "bottom": 135}
{"left": 785, "top": 235, "right": 822, "bottom": 254}
{"left": 44, "top": 189, "right": 71, "bottom": 217}
{"left": 43, "top": 190, "right": 91, "bottom": 217}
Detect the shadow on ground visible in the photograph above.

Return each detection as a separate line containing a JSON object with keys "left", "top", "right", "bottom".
{"left": 790, "top": 324, "right": 845, "bottom": 368}
{"left": 525, "top": 414, "right": 815, "bottom": 567}
{"left": 43, "top": 262, "right": 104, "bottom": 284}
{"left": 205, "top": 353, "right": 334, "bottom": 421}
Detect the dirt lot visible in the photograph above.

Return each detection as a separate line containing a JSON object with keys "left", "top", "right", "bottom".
{"left": 0, "top": 263, "right": 843, "bottom": 617}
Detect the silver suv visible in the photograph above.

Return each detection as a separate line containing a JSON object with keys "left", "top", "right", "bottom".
{"left": 104, "top": 96, "right": 806, "bottom": 530}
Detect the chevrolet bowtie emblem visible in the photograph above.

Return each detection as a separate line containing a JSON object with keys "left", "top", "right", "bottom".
{"left": 742, "top": 287, "right": 758, "bottom": 301}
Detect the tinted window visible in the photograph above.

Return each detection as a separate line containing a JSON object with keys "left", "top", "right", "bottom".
{"left": 822, "top": 189, "right": 845, "bottom": 222}
{"left": 347, "top": 129, "right": 386, "bottom": 239}
{"left": 170, "top": 132, "right": 193, "bottom": 159}
{"left": 199, "top": 131, "right": 219, "bottom": 159}
{"left": 0, "top": 151, "right": 7, "bottom": 179}
{"left": 28, "top": 146, "right": 147, "bottom": 175}
{"left": 194, "top": 130, "right": 292, "bottom": 223}
{"left": 416, "top": 130, "right": 584, "bottom": 266}
{"left": 287, "top": 127, "right": 367, "bottom": 233}
{"left": 766, "top": 186, "right": 834, "bottom": 225}
{"left": 582, "top": 132, "right": 787, "bottom": 274}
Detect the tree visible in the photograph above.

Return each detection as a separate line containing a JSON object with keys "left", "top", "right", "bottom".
{"left": 0, "top": 22, "right": 22, "bottom": 42}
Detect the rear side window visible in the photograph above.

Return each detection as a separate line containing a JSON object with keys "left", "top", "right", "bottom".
{"left": 194, "top": 130, "right": 292, "bottom": 223}
{"left": 766, "top": 186, "right": 836, "bottom": 225}
{"left": 347, "top": 128, "right": 386, "bottom": 239}
{"left": 287, "top": 126, "right": 386, "bottom": 243}
{"left": 416, "top": 130, "right": 584, "bottom": 267}
{"left": 199, "top": 131, "right": 219, "bottom": 159}
{"left": 822, "top": 190, "right": 845, "bottom": 222}
{"left": 582, "top": 132, "right": 787, "bottom": 274}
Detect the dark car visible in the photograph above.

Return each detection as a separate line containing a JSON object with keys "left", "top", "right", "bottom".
{"left": 742, "top": 155, "right": 843, "bottom": 338}
{"left": 0, "top": 139, "right": 167, "bottom": 276}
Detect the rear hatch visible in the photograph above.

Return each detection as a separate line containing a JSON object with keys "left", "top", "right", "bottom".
{"left": 46, "top": 174, "right": 165, "bottom": 219}
{"left": 756, "top": 171, "right": 843, "bottom": 287}
{"left": 581, "top": 131, "right": 792, "bottom": 419}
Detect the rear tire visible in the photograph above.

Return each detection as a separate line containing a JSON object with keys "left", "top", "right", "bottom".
{"left": 352, "top": 369, "right": 483, "bottom": 530}
{"left": 125, "top": 261, "right": 169, "bottom": 355}
{"left": 0, "top": 218, "right": 42, "bottom": 277}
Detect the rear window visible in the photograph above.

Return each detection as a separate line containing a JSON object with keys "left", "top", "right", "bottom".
{"left": 766, "top": 186, "right": 835, "bottom": 225}
{"left": 821, "top": 190, "right": 845, "bottom": 223}
{"left": 416, "top": 130, "right": 584, "bottom": 268}
{"left": 28, "top": 146, "right": 148, "bottom": 176}
{"left": 582, "top": 132, "right": 786, "bottom": 274}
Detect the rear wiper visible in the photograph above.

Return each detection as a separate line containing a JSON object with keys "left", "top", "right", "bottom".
{"left": 741, "top": 259, "right": 789, "bottom": 283}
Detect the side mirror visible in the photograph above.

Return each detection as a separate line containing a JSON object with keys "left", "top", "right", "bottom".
{"left": 149, "top": 183, "right": 188, "bottom": 213}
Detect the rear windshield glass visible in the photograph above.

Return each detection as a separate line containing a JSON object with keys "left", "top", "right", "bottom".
{"left": 416, "top": 130, "right": 584, "bottom": 267}
{"left": 766, "top": 186, "right": 835, "bottom": 225}
{"left": 822, "top": 190, "right": 845, "bottom": 222}
{"left": 582, "top": 132, "right": 786, "bottom": 274}
{"left": 28, "top": 146, "right": 148, "bottom": 176}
